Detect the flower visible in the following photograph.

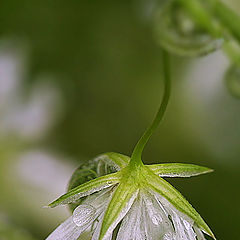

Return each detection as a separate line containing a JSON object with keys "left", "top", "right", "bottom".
{"left": 0, "top": 44, "right": 61, "bottom": 142}
{"left": 46, "top": 152, "right": 215, "bottom": 240}
{"left": 45, "top": 50, "right": 215, "bottom": 240}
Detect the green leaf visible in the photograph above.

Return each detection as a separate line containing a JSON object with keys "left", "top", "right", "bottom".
{"left": 148, "top": 163, "right": 213, "bottom": 178}
{"left": 67, "top": 166, "right": 98, "bottom": 212}
{"left": 67, "top": 153, "right": 127, "bottom": 212}
{"left": 48, "top": 172, "right": 120, "bottom": 208}
{"left": 99, "top": 180, "right": 138, "bottom": 240}
{"left": 146, "top": 169, "right": 216, "bottom": 239}
{"left": 100, "top": 152, "right": 130, "bottom": 169}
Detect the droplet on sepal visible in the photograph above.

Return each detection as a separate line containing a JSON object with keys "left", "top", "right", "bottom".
{"left": 153, "top": 0, "right": 223, "bottom": 57}
{"left": 225, "top": 64, "right": 240, "bottom": 98}
{"left": 67, "top": 155, "right": 118, "bottom": 212}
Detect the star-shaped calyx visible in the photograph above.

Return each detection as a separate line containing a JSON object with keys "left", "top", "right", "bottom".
{"left": 47, "top": 152, "right": 215, "bottom": 240}
{"left": 46, "top": 51, "right": 216, "bottom": 240}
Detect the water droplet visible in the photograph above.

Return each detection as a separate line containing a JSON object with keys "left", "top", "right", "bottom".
{"left": 151, "top": 214, "right": 163, "bottom": 225}
{"left": 225, "top": 65, "right": 240, "bottom": 98}
{"left": 73, "top": 204, "right": 96, "bottom": 227}
{"left": 163, "top": 232, "right": 175, "bottom": 240}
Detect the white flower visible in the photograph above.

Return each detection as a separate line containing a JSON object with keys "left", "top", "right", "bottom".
{"left": 46, "top": 153, "right": 215, "bottom": 240}
{"left": 0, "top": 43, "right": 61, "bottom": 141}
{"left": 0, "top": 42, "right": 67, "bottom": 221}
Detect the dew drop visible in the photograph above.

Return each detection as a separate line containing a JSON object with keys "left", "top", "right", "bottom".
{"left": 151, "top": 214, "right": 163, "bottom": 225}
{"left": 73, "top": 204, "right": 96, "bottom": 227}
{"left": 163, "top": 232, "right": 175, "bottom": 240}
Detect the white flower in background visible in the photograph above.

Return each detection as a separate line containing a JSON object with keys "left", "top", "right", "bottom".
{"left": 0, "top": 42, "right": 67, "bottom": 220}
{"left": 0, "top": 42, "right": 64, "bottom": 191}
{"left": 0, "top": 43, "right": 61, "bottom": 142}
{"left": 46, "top": 153, "right": 215, "bottom": 240}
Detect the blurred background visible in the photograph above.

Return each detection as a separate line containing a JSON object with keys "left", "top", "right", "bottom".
{"left": 0, "top": 0, "right": 239, "bottom": 239}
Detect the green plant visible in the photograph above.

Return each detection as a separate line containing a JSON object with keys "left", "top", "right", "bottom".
{"left": 45, "top": 1, "right": 240, "bottom": 239}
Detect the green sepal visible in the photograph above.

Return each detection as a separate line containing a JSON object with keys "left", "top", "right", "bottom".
{"left": 148, "top": 163, "right": 213, "bottom": 177}
{"left": 99, "top": 180, "right": 138, "bottom": 240}
{"left": 146, "top": 169, "right": 216, "bottom": 239}
{"left": 48, "top": 172, "right": 120, "bottom": 208}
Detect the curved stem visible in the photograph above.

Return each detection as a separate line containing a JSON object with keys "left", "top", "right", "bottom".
{"left": 210, "top": 0, "right": 240, "bottom": 43}
{"left": 130, "top": 50, "right": 171, "bottom": 166}
{"left": 179, "top": 0, "right": 240, "bottom": 43}
{"left": 223, "top": 41, "right": 240, "bottom": 66}
{"left": 177, "top": 0, "right": 221, "bottom": 37}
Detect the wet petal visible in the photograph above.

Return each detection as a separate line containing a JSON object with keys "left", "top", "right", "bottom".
{"left": 170, "top": 213, "right": 196, "bottom": 240}
{"left": 72, "top": 205, "right": 96, "bottom": 227}
{"left": 92, "top": 212, "right": 113, "bottom": 240}
{"left": 99, "top": 181, "right": 139, "bottom": 240}
{"left": 146, "top": 169, "right": 215, "bottom": 239}
{"left": 116, "top": 197, "right": 146, "bottom": 240}
{"left": 46, "top": 216, "right": 87, "bottom": 240}
{"left": 194, "top": 226, "right": 207, "bottom": 240}
{"left": 82, "top": 187, "right": 116, "bottom": 240}
{"left": 143, "top": 192, "right": 174, "bottom": 240}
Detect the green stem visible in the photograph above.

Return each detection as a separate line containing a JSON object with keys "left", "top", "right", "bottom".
{"left": 211, "top": 0, "right": 240, "bottom": 43}
{"left": 177, "top": 0, "right": 221, "bottom": 37}
{"left": 179, "top": 0, "right": 240, "bottom": 43}
{"left": 223, "top": 41, "right": 240, "bottom": 66}
{"left": 130, "top": 51, "right": 171, "bottom": 166}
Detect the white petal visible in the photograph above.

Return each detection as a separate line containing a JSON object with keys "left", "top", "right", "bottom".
{"left": 194, "top": 226, "right": 206, "bottom": 240}
{"left": 143, "top": 192, "right": 174, "bottom": 240}
{"left": 73, "top": 204, "right": 96, "bottom": 227}
{"left": 171, "top": 213, "right": 196, "bottom": 240}
{"left": 46, "top": 216, "right": 87, "bottom": 240}
{"left": 153, "top": 191, "right": 198, "bottom": 240}
{"left": 83, "top": 187, "right": 114, "bottom": 208}
{"left": 117, "top": 197, "right": 145, "bottom": 240}
{"left": 92, "top": 211, "right": 112, "bottom": 240}
{"left": 47, "top": 187, "right": 115, "bottom": 240}
{"left": 162, "top": 232, "right": 176, "bottom": 240}
{"left": 182, "top": 219, "right": 196, "bottom": 239}
{"left": 102, "top": 189, "right": 139, "bottom": 240}
{"left": 84, "top": 187, "right": 115, "bottom": 240}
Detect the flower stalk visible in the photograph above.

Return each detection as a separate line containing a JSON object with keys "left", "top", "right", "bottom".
{"left": 130, "top": 50, "right": 171, "bottom": 166}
